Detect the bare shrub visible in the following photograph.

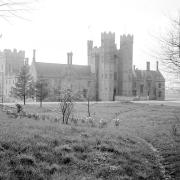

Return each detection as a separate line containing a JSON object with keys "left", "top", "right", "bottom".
{"left": 59, "top": 89, "right": 74, "bottom": 124}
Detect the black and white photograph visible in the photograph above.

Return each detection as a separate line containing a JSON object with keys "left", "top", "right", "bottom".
{"left": 0, "top": 0, "right": 179, "bottom": 179}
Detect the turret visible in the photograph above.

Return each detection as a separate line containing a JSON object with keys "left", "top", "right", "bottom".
{"left": 101, "top": 32, "right": 115, "bottom": 48}
{"left": 120, "top": 34, "right": 133, "bottom": 48}
{"left": 146, "top": 61, "right": 150, "bottom": 71}
{"left": 67, "top": 52, "right": 73, "bottom": 65}
{"left": 120, "top": 34, "right": 134, "bottom": 96}
{"left": 87, "top": 40, "right": 93, "bottom": 65}
{"left": 33, "top": 49, "right": 36, "bottom": 62}
{"left": 156, "top": 61, "right": 159, "bottom": 71}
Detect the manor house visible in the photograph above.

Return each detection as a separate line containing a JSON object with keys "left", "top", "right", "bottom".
{"left": 31, "top": 32, "right": 165, "bottom": 101}
{"left": 0, "top": 32, "right": 165, "bottom": 102}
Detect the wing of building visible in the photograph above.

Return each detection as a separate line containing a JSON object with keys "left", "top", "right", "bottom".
{"left": 30, "top": 51, "right": 96, "bottom": 101}
{"left": 87, "top": 32, "right": 165, "bottom": 101}
{"left": 0, "top": 32, "right": 165, "bottom": 102}
{"left": 0, "top": 49, "right": 25, "bottom": 102}
{"left": 132, "top": 62, "right": 165, "bottom": 100}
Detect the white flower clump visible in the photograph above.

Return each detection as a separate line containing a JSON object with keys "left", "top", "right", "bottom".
{"left": 113, "top": 118, "right": 120, "bottom": 127}
{"left": 99, "top": 119, "right": 107, "bottom": 128}
{"left": 85, "top": 116, "right": 96, "bottom": 127}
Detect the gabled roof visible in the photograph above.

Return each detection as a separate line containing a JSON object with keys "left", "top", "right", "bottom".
{"left": 34, "top": 62, "right": 91, "bottom": 78}
{"left": 133, "top": 70, "right": 165, "bottom": 81}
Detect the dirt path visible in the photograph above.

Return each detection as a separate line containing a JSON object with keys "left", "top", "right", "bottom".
{"left": 137, "top": 137, "right": 172, "bottom": 180}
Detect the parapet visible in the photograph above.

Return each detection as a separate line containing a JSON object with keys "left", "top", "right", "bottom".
{"left": 101, "top": 31, "right": 115, "bottom": 41}
{"left": 120, "top": 34, "right": 133, "bottom": 43}
{"left": 87, "top": 40, "right": 93, "bottom": 49}
{"left": 2, "top": 49, "right": 25, "bottom": 58}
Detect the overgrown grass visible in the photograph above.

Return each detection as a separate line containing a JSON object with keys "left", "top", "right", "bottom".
{"left": 0, "top": 107, "right": 166, "bottom": 180}
{"left": 2, "top": 101, "right": 180, "bottom": 179}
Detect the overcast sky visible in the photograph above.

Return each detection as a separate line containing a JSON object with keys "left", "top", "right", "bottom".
{"left": 0, "top": 0, "right": 180, "bottom": 74}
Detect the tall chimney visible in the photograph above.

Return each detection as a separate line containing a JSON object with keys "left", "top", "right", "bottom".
{"left": 146, "top": 61, "right": 150, "bottom": 71}
{"left": 67, "top": 52, "right": 73, "bottom": 65}
{"left": 156, "top": 61, "right": 159, "bottom": 71}
{"left": 33, "top": 49, "right": 36, "bottom": 62}
{"left": 133, "top": 65, "right": 135, "bottom": 71}
{"left": 24, "top": 58, "right": 29, "bottom": 65}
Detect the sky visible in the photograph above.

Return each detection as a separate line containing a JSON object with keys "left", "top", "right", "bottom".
{"left": 0, "top": 0, "right": 180, "bottom": 77}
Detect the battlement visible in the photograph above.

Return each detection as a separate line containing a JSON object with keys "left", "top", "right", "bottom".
{"left": 120, "top": 34, "right": 133, "bottom": 43}
{"left": 87, "top": 40, "right": 93, "bottom": 49}
{"left": 0, "top": 49, "right": 25, "bottom": 58}
{"left": 101, "top": 31, "right": 115, "bottom": 41}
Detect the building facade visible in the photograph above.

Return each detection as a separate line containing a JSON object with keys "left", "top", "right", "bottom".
{"left": 0, "top": 49, "right": 25, "bottom": 102}
{"left": 88, "top": 32, "right": 165, "bottom": 101}
{"left": 30, "top": 50, "right": 96, "bottom": 101}
{"left": 0, "top": 32, "right": 165, "bottom": 102}
{"left": 132, "top": 62, "right": 165, "bottom": 100}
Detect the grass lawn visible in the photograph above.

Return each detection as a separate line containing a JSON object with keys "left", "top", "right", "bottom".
{"left": 1, "top": 102, "right": 180, "bottom": 179}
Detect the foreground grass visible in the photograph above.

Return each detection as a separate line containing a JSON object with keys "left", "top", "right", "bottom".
{"left": 23, "top": 101, "right": 180, "bottom": 179}
{"left": 0, "top": 108, "right": 165, "bottom": 180}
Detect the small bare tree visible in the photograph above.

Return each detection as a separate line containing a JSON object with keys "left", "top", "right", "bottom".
{"left": 59, "top": 89, "right": 73, "bottom": 124}
{"left": 158, "top": 12, "right": 180, "bottom": 73}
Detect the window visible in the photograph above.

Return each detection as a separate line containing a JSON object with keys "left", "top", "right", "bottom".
{"left": 159, "top": 91, "right": 161, "bottom": 97}
{"left": 114, "top": 72, "right": 117, "bottom": 80}
{"left": 132, "top": 90, "right": 137, "bottom": 96}
{"left": 140, "top": 84, "right": 144, "bottom": 94}
{"left": 154, "top": 88, "right": 156, "bottom": 96}
{"left": 83, "top": 89, "right": 87, "bottom": 98}
{"left": 158, "top": 83, "right": 161, "bottom": 88}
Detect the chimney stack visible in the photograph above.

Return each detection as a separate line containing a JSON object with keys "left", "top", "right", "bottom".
{"left": 24, "top": 58, "right": 29, "bottom": 65}
{"left": 33, "top": 49, "right": 36, "bottom": 62}
{"left": 133, "top": 65, "right": 135, "bottom": 71}
{"left": 67, "top": 52, "right": 73, "bottom": 65}
{"left": 156, "top": 61, "right": 159, "bottom": 71}
{"left": 146, "top": 61, "right": 150, "bottom": 71}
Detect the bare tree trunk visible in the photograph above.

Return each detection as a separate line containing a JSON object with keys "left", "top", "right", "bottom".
{"left": 23, "top": 95, "right": 25, "bottom": 105}
{"left": 88, "top": 97, "right": 90, "bottom": 117}
{"left": 40, "top": 99, "right": 42, "bottom": 108}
